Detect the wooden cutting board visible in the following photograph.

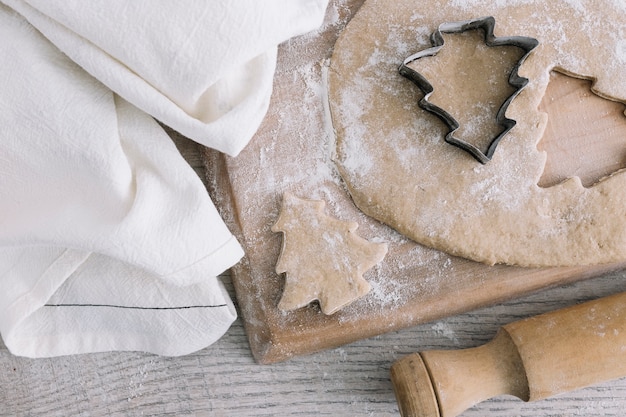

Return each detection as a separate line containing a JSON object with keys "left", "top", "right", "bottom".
{"left": 202, "top": 0, "right": 626, "bottom": 364}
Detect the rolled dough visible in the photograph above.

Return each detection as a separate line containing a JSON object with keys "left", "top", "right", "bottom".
{"left": 328, "top": 0, "right": 626, "bottom": 267}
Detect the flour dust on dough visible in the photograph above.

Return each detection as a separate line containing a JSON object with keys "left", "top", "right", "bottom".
{"left": 328, "top": 0, "right": 626, "bottom": 267}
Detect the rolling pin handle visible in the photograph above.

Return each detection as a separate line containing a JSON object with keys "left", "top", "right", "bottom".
{"left": 391, "top": 329, "right": 530, "bottom": 417}
{"left": 391, "top": 291, "right": 626, "bottom": 417}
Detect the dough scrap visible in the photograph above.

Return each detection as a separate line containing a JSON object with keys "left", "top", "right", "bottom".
{"left": 272, "top": 192, "right": 388, "bottom": 315}
{"left": 328, "top": 0, "right": 626, "bottom": 267}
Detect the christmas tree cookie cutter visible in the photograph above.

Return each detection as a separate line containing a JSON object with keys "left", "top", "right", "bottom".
{"left": 399, "top": 16, "right": 539, "bottom": 164}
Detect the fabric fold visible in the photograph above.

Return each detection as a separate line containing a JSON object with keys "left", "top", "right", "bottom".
{"left": 0, "top": 0, "right": 328, "bottom": 357}
{"left": 3, "top": 0, "right": 329, "bottom": 156}
{"left": 0, "top": 5, "right": 243, "bottom": 357}
{"left": 1, "top": 250, "right": 237, "bottom": 357}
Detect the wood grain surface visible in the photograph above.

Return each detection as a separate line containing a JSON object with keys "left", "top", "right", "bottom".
{"left": 1, "top": 138, "right": 626, "bottom": 417}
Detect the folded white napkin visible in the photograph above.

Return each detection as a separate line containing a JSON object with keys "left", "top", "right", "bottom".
{"left": 5, "top": 0, "right": 328, "bottom": 156}
{"left": 0, "top": 1, "right": 327, "bottom": 357}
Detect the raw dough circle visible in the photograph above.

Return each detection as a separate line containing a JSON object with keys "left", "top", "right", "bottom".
{"left": 328, "top": 0, "right": 626, "bottom": 267}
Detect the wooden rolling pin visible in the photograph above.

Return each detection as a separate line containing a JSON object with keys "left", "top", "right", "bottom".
{"left": 390, "top": 291, "right": 626, "bottom": 417}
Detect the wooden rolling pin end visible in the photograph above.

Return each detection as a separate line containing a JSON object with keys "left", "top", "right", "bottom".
{"left": 391, "top": 291, "right": 626, "bottom": 417}
{"left": 391, "top": 330, "right": 529, "bottom": 417}
{"left": 391, "top": 353, "right": 440, "bottom": 417}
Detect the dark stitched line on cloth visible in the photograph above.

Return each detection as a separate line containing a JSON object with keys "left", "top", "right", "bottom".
{"left": 44, "top": 303, "right": 228, "bottom": 310}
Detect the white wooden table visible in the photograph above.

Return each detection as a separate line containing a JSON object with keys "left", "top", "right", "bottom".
{"left": 2, "top": 139, "right": 626, "bottom": 417}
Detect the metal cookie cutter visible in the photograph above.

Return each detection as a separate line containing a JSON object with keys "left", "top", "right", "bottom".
{"left": 399, "top": 16, "right": 539, "bottom": 164}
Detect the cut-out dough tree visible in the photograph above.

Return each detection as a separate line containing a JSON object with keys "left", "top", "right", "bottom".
{"left": 272, "top": 192, "right": 388, "bottom": 315}
{"left": 538, "top": 71, "right": 626, "bottom": 188}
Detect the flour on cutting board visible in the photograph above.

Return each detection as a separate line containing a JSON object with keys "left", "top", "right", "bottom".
{"left": 221, "top": 1, "right": 466, "bottom": 323}
{"left": 206, "top": 0, "right": 626, "bottom": 364}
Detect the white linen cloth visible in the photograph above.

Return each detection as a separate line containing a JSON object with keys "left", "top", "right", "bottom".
{"left": 0, "top": 1, "right": 327, "bottom": 357}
